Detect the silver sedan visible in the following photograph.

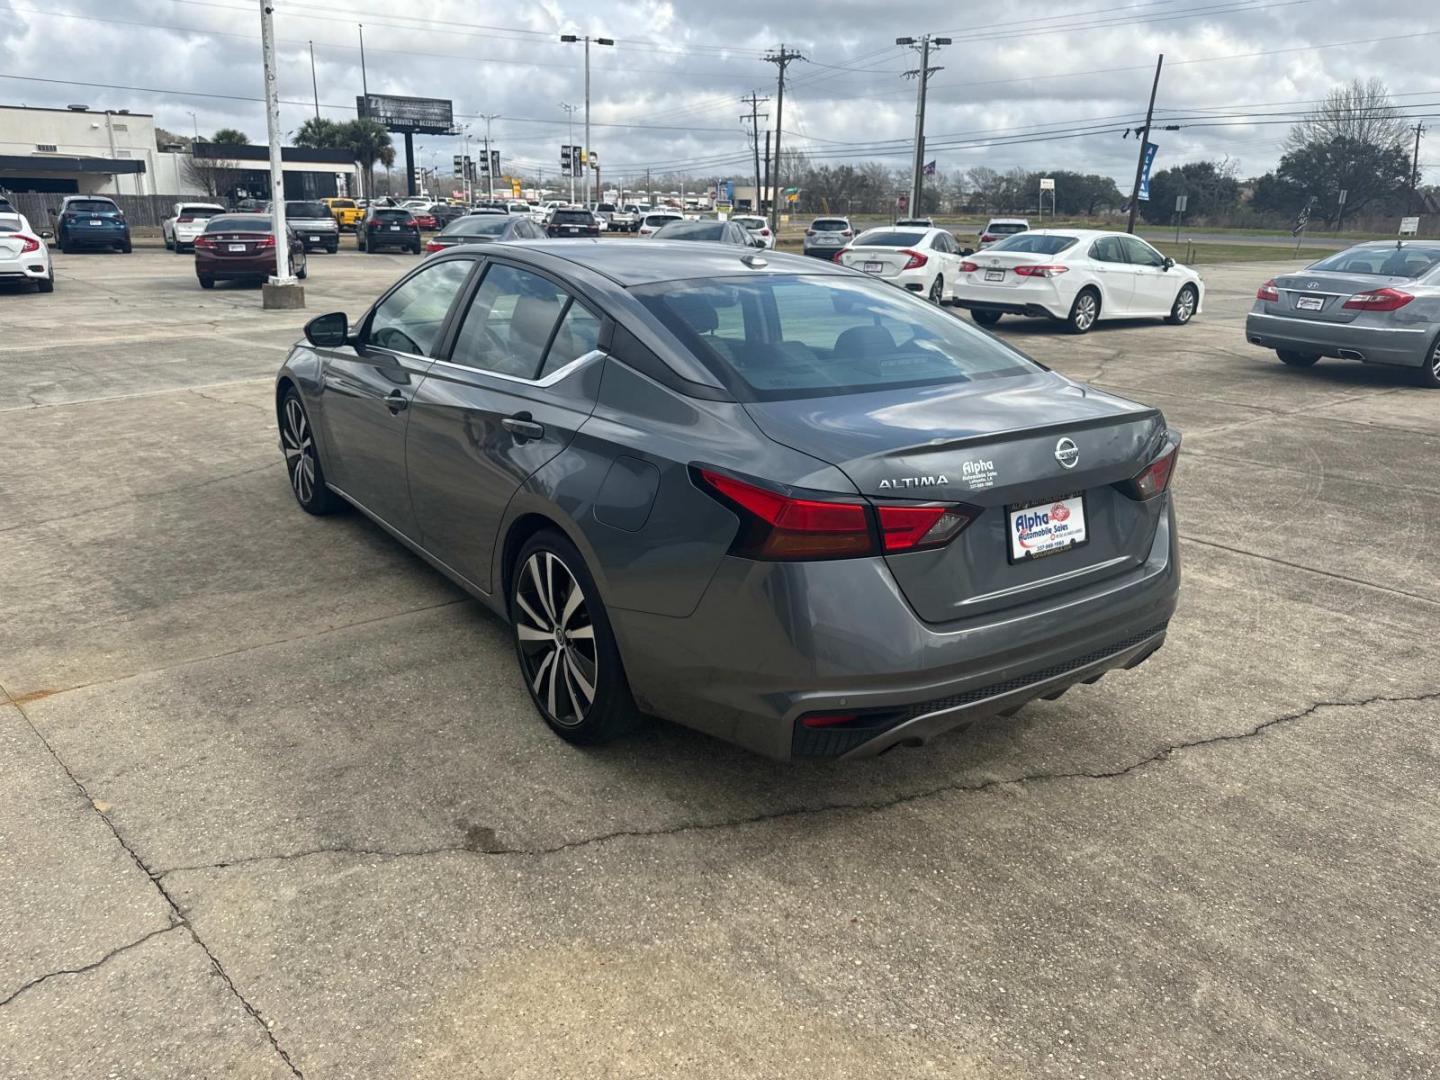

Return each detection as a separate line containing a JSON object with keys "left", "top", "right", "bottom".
{"left": 1246, "top": 240, "right": 1440, "bottom": 388}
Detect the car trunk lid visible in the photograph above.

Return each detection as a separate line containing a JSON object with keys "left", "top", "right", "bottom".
{"left": 837, "top": 246, "right": 920, "bottom": 279}
{"left": 962, "top": 249, "right": 1058, "bottom": 290}
{"left": 1266, "top": 270, "right": 1408, "bottom": 324}
{"left": 743, "top": 372, "right": 1171, "bottom": 622}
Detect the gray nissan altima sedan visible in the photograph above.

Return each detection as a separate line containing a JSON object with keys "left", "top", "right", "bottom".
{"left": 275, "top": 241, "right": 1180, "bottom": 759}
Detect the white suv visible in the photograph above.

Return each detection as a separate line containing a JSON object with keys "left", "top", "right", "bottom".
{"left": 977, "top": 217, "right": 1029, "bottom": 250}
{"left": 803, "top": 217, "right": 853, "bottom": 258}
{"left": 162, "top": 202, "right": 226, "bottom": 253}
{"left": 731, "top": 214, "right": 775, "bottom": 249}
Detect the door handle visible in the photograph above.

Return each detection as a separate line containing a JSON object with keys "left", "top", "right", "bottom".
{"left": 385, "top": 391, "right": 408, "bottom": 415}
{"left": 501, "top": 414, "right": 545, "bottom": 441}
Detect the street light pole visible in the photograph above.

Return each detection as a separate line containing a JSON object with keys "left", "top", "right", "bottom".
{"left": 309, "top": 40, "right": 320, "bottom": 119}
{"left": 259, "top": 0, "right": 299, "bottom": 305}
{"left": 560, "top": 102, "right": 578, "bottom": 204}
{"left": 561, "top": 34, "right": 614, "bottom": 206}
{"left": 479, "top": 112, "right": 499, "bottom": 200}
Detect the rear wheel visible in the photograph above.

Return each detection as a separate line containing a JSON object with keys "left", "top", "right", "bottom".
{"left": 1277, "top": 350, "right": 1320, "bottom": 367}
{"left": 929, "top": 274, "right": 944, "bottom": 304}
{"left": 1416, "top": 334, "right": 1440, "bottom": 389}
{"left": 280, "top": 389, "right": 342, "bottom": 515}
{"left": 1065, "top": 288, "right": 1100, "bottom": 334}
{"left": 37, "top": 271, "right": 54, "bottom": 294}
{"left": 1166, "top": 284, "right": 1198, "bottom": 325}
{"left": 119, "top": 240, "right": 132, "bottom": 254}
{"left": 198, "top": 275, "right": 214, "bottom": 289}
{"left": 972, "top": 310, "right": 1003, "bottom": 327}
{"left": 510, "top": 530, "right": 639, "bottom": 746}
{"left": 327, "top": 242, "right": 338, "bottom": 254}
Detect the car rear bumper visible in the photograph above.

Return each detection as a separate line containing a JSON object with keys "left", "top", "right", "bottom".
{"left": 1245, "top": 310, "right": 1432, "bottom": 368}
{"left": 62, "top": 229, "right": 128, "bottom": 247}
{"left": 611, "top": 498, "right": 1179, "bottom": 760}
{"left": 195, "top": 253, "right": 279, "bottom": 278}
{"left": 0, "top": 254, "right": 50, "bottom": 280}
{"left": 951, "top": 283, "right": 1068, "bottom": 320}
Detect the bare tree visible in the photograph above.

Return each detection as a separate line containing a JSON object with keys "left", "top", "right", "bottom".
{"left": 1284, "top": 78, "right": 1407, "bottom": 155}
{"left": 181, "top": 153, "right": 244, "bottom": 199}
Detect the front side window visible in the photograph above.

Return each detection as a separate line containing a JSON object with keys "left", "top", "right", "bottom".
{"left": 366, "top": 259, "right": 473, "bottom": 356}
{"left": 1119, "top": 235, "right": 1165, "bottom": 267}
{"left": 633, "top": 274, "right": 1033, "bottom": 401}
{"left": 451, "top": 264, "right": 568, "bottom": 378}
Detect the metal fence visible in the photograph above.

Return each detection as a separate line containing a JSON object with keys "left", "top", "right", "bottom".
{"left": 3, "top": 192, "right": 190, "bottom": 228}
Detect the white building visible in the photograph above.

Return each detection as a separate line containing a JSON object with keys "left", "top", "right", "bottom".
{"left": 0, "top": 104, "right": 158, "bottom": 195}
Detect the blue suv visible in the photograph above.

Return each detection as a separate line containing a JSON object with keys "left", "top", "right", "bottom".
{"left": 53, "top": 196, "right": 132, "bottom": 254}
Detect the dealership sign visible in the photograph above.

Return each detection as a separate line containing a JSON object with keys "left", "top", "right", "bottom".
{"left": 356, "top": 94, "right": 454, "bottom": 134}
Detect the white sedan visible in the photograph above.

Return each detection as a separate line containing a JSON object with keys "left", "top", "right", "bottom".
{"left": 162, "top": 202, "right": 226, "bottom": 253}
{"left": 834, "top": 226, "right": 967, "bottom": 304}
{"left": 951, "top": 229, "right": 1203, "bottom": 334}
{"left": 0, "top": 210, "right": 54, "bottom": 293}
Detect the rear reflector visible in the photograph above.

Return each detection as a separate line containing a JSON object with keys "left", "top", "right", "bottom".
{"left": 801, "top": 712, "right": 859, "bottom": 728}
{"left": 1256, "top": 279, "right": 1279, "bottom": 301}
{"left": 1343, "top": 287, "right": 1413, "bottom": 312}
{"left": 1014, "top": 264, "right": 1069, "bottom": 277}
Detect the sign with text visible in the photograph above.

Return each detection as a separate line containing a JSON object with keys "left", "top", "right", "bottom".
{"left": 356, "top": 94, "right": 454, "bottom": 135}
{"left": 1400, "top": 216, "right": 1420, "bottom": 236}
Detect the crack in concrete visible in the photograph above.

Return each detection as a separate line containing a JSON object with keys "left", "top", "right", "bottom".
{"left": 0, "top": 924, "right": 182, "bottom": 1007}
{"left": 189, "top": 388, "right": 270, "bottom": 414}
{"left": 1179, "top": 535, "right": 1440, "bottom": 608}
{"left": 0, "top": 685, "right": 305, "bottom": 1078}
{"left": 153, "top": 690, "right": 1440, "bottom": 879}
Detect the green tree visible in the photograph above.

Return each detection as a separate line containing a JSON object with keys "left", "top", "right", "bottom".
{"left": 211, "top": 127, "right": 250, "bottom": 145}
{"left": 340, "top": 119, "right": 395, "bottom": 197}
{"left": 1043, "top": 171, "right": 1126, "bottom": 216}
{"left": 1252, "top": 137, "right": 1411, "bottom": 225}
{"left": 293, "top": 117, "right": 347, "bottom": 149}
{"left": 1139, "top": 161, "right": 1242, "bottom": 224}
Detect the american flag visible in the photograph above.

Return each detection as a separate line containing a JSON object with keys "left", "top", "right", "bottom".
{"left": 923, "top": 160, "right": 938, "bottom": 175}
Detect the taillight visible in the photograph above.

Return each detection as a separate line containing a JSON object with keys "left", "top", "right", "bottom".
{"left": 425, "top": 240, "right": 444, "bottom": 252}
{"left": 960, "top": 260, "right": 979, "bottom": 272}
{"left": 194, "top": 236, "right": 216, "bottom": 250}
{"left": 805, "top": 229, "right": 815, "bottom": 237}
{"left": 257, "top": 235, "right": 275, "bottom": 249}
{"left": 760, "top": 228, "right": 770, "bottom": 236}
{"left": 832, "top": 250, "right": 846, "bottom": 263}
{"left": 695, "top": 467, "right": 977, "bottom": 561}
{"left": 1256, "top": 279, "right": 1279, "bottom": 301}
{"left": 177, "top": 215, "right": 193, "bottom": 224}
{"left": 7, "top": 234, "right": 40, "bottom": 254}
{"left": 1117, "top": 438, "right": 1180, "bottom": 501}
{"left": 899, "top": 249, "right": 927, "bottom": 270}
{"left": 842, "top": 230, "right": 853, "bottom": 238}
{"left": 1343, "top": 287, "right": 1413, "bottom": 312}
{"left": 980, "top": 233, "right": 996, "bottom": 242}
{"left": 1014, "top": 264, "right": 1069, "bottom": 278}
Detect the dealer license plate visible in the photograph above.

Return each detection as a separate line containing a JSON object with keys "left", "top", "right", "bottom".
{"left": 1008, "top": 494, "right": 1088, "bottom": 563}
{"left": 389, "top": 225, "right": 401, "bottom": 231}
{"left": 863, "top": 261, "right": 883, "bottom": 273}
{"left": 985, "top": 268, "right": 1005, "bottom": 281}
{"left": 1295, "top": 295, "right": 1324, "bottom": 311}
{"left": 89, "top": 219, "right": 102, "bottom": 226}
{"left": 309, "top": 235, "right": 320, "bottom": 242}
{"left": 228, "top": 243, "right": 246, "bottom": 252}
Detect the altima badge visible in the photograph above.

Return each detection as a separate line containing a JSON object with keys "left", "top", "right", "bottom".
{"left": 1054, "top": 437, "right": 1080, "bottom": 469}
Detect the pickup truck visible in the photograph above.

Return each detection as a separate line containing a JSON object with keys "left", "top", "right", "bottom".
{"left": 610, "top": 204, "right": 641, "bottom": 232}
{"left": 322, "top": 197, "right": 363, "bottom": 232}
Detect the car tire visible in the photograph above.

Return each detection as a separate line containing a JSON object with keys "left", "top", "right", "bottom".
{"left": 1415, "top": 334, "right": 1440, "bottom": 389}
{"left": 296, "top": 258, "right": 308, "bottom": 280}
{"left": 55, "top": 235, "right": 67, "bottom": 254}
{"left": 1276, "top": 350, "right": 1320, "bottom": 367}
{"left": 972, "top": 310, "right": 1003, "bottom": 327}
{"left": 198, "top": 275, "right": 214, "bottom": 289}
{"left": 929, "top": 274, "right": 944, "bottom": 304}
{"left": 410, "top": 241, "right": 422, "bottom": 254}
{"left": 174, "top": 241, "right": 187, "bottom": 255}
{"left": 1166, "top": 284, "right": 1198, "bottom": 325}
{"left": 164, "top": 232, "right": 173, "bottom": 250}
{"left": 1065, "top": 288, "right": 1100, "bottom": 334}
{"left": 280, "top": 389, "right": 342, "bottom": 515}
{"left": 119, "top": 240, "right": 132, "bottom": 254}
{"left": 327, "top": 243, "right": 338, "bottom": 254}
{"left": 37, "top": 271, "right": 54, "bottom": 294}
{"left": 510, "top": 529, "right": 640, "bottom": 746}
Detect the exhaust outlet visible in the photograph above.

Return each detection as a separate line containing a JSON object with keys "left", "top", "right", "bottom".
{"left": 1337, "top": 348, "right": 1365, "bottom": 361}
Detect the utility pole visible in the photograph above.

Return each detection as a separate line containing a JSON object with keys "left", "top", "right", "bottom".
{"left": 560, "top": 102, "right": 578, "bottom": 204}
{"left": 762, "top": 129, "right": 772, "bottom": 219}
{"left": 358, "top": 24, "right": 369, "bottom": 99}
{"left": 1126, "top": 53, "right": 1164, "bottom": 234}
{"left": 897, "top": 34, "right": 949, "bottom": 219}
{"left": 645, "top": 167, "right": 651, "bottom": 206}
{"left": 1411, "top": 123, "right": 1426, "bottom": 197}
{"left": 480, "top": 112, "right": 499, "bottom": 200}
{"left": 308, "top": 41, "right": 319, "bottom": 119}
{"left": 259, "top": 0, "right": 298, "bottom": 305}
{"left": 561, "top": 33, "right": 615, "bottom": 206}
{"left": 741, "top": 91, "right": 770, "bottom": 214}
{"left": 763, "top": 44, "right": 804, "bottom": 233}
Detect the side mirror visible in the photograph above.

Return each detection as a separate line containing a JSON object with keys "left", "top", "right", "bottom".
{"left": 39, "top": 229, "right": 54, "bottom": 240}
{"left": 1162, "top": 256, "right": 1175, "bottom": 270}
{"left": 304, "top": 311, "right": 348, "bottom": 348}
{"left": 48, "top": 207, "right": 58, "bottom": 217}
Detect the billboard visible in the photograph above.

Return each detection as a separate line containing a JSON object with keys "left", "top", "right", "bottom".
{"left": 356, "top": 94, "right": 454, "bottom": 134}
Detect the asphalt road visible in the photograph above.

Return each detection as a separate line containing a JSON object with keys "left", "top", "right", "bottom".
{"left": 2, "top": 248, "right": 1437, "bottom": 1079}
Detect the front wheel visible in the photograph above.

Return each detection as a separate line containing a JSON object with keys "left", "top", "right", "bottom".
{"left": 1277, "top": 350, "right": 1320, "bottom": 367}
{"left": 972, "top": 310, "right": 1003, "bottom": 327}
{"left": 280, "top": 390, "right": 342, "bottom": 515}
{"left": 1065, "top": 289, "right": 1100, "bottom": 334}
{"left": 511, "top": 530, "right": 639, "bottom": 746}
{"left": 1166, "top": 284, "right": 1198, "bottom": 325}
{"left": 164, "top": 232, "right": 174, "bottom": 250}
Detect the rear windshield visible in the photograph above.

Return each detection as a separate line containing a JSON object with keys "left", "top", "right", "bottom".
{"left": 597, "top": 203, "right": 616, "bottom": 212}
{"left": 444, "top": 216, "right": 510, "bottom": 236}
{"left": 205, "top": 215, "right": 271, "bottom": 233}
{"left": 553, "top": 209, "right": 594, "bottom": 224}
{"left": 733, "top": 217, "right": 766, "bottom": 229}
{"left": 986, "top": 222, "right": 1028, "bottom": 235}
{"left": 656, "top": 221, "right": 727, "bottom": 240}
{"left": 644, "top": 214, "right": 682, "bottom": 226}
{"left": 66, "top": 199, "right": 118, "bottom": 213}
{"left": 329, "top": 199, "right": 356, "bottom": 208}
{"left": 179, "top": 205, "right": 223, "bottom": 217}
{"left": 285, "top": 202, "right": 329, "bottom": 218}
{"left": 811, "top": 219, "right": 848, "bottom": 231}
{"left": 1308, "top": 244, "right": 1440, "bottom": 278}
{"left": 373, "top": 209, "right": 414, "bottom": 221}
{"left": 632, "top": 274, "right": 1032, "bottom": 401}
{"left": 990, "top": 233, "right": 1077, "bottom": 255}
{"left": 855, "top": 231, "right": 926, "bottom": 248}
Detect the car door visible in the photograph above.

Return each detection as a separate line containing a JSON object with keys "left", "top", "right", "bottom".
{"left": 1119, "top": 235, "right": 1177, "bottom": 315}
{"left": 931, "top": 232, "right": 960, "bottom": 291}
{"left": 405, "top": 260, "right": 607, "bottom": 593}
{"left": 1086, "top": 235, "right": 1136, "bottom": 316}
{"left": 316, "top": 256, "right": 477, "bottom": 536}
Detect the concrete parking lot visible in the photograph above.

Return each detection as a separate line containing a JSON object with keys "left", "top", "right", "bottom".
{"left": 2, "top": 246, "right": 1437, "bottom": 1079}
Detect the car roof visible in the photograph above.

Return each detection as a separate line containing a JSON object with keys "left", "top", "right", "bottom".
{"left": 519, "top": 239, "right": 845, "bottom": 286}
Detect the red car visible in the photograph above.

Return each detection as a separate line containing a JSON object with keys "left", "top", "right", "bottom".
{"left": 412, "top": 212, "right": 437, "bottom": 230}
{"left": 194, "top": 214, "right": 307, "bottom": 289}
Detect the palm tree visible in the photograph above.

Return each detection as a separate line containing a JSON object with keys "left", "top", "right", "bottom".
{"left": 341, "top": 119, "right": 394, "bottom": 198}
{"left": 211, "top": 127, "right": 250, "bottom": 145}
{"left": 293, "top": 117, "right": 346, "bottom": 149}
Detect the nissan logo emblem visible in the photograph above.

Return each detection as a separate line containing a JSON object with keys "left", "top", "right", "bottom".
{"left": 1055, "top": 437, "right": 1080, "bottom": 469}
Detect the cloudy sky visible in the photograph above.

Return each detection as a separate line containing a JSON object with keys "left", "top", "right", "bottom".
{"left": 2, "top": 0, "right": 1436, "bottom": 187}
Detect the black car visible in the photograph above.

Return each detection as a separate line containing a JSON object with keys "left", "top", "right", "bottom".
{"left": 357, "top": 208, "right": 422, "bottom": 254}
{"left": 651, "top": 219, "right": 760, "bottom": 247}
{"left": 52, "top": 197, "right": 132, "bottom": 253}
{"left": 426, "top": 202, "right": 465, "bottom": 228}
{"left": 546, "top": 208, "right": 600, "bottom": 238}
{"left": 424, "top": 213, "right": 545, "bottom": 252}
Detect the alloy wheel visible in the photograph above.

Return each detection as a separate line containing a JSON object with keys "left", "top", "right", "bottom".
{"left": 1073, "top": 292, "right": 1098, "bottom": 331}
{"left": 1174, "top": 287, "right": 1196, "bottom": 323}
{"left": 1431, "top": 339, "right": 1440, "bottom": 382}
{"left": 929, "top": 275, "right": 943, "bottom": 304}
{"left": 281, "top": 396, "right": 317, "bottom": 504}
{"left": 514, "top": 551, "right": 597, "bottom": 727}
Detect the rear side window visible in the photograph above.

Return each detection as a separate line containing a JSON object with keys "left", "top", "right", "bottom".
{"left": 366, "top": 259, "right": 472, "bottom": 356}
{"left": 991, "top": 234, "right": 1077, "bottom": 255}
{"left": 632, "top": 274, "right": 1032, "bottom": 401}
{"left": 855, "top": 231, "right": 926, "bottom": 248}
{"left": 1089, "top": 236, "right": 1127, "bottom": 264}
{"left": 452, "top": 265, "right": 568, "bottom": 378}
